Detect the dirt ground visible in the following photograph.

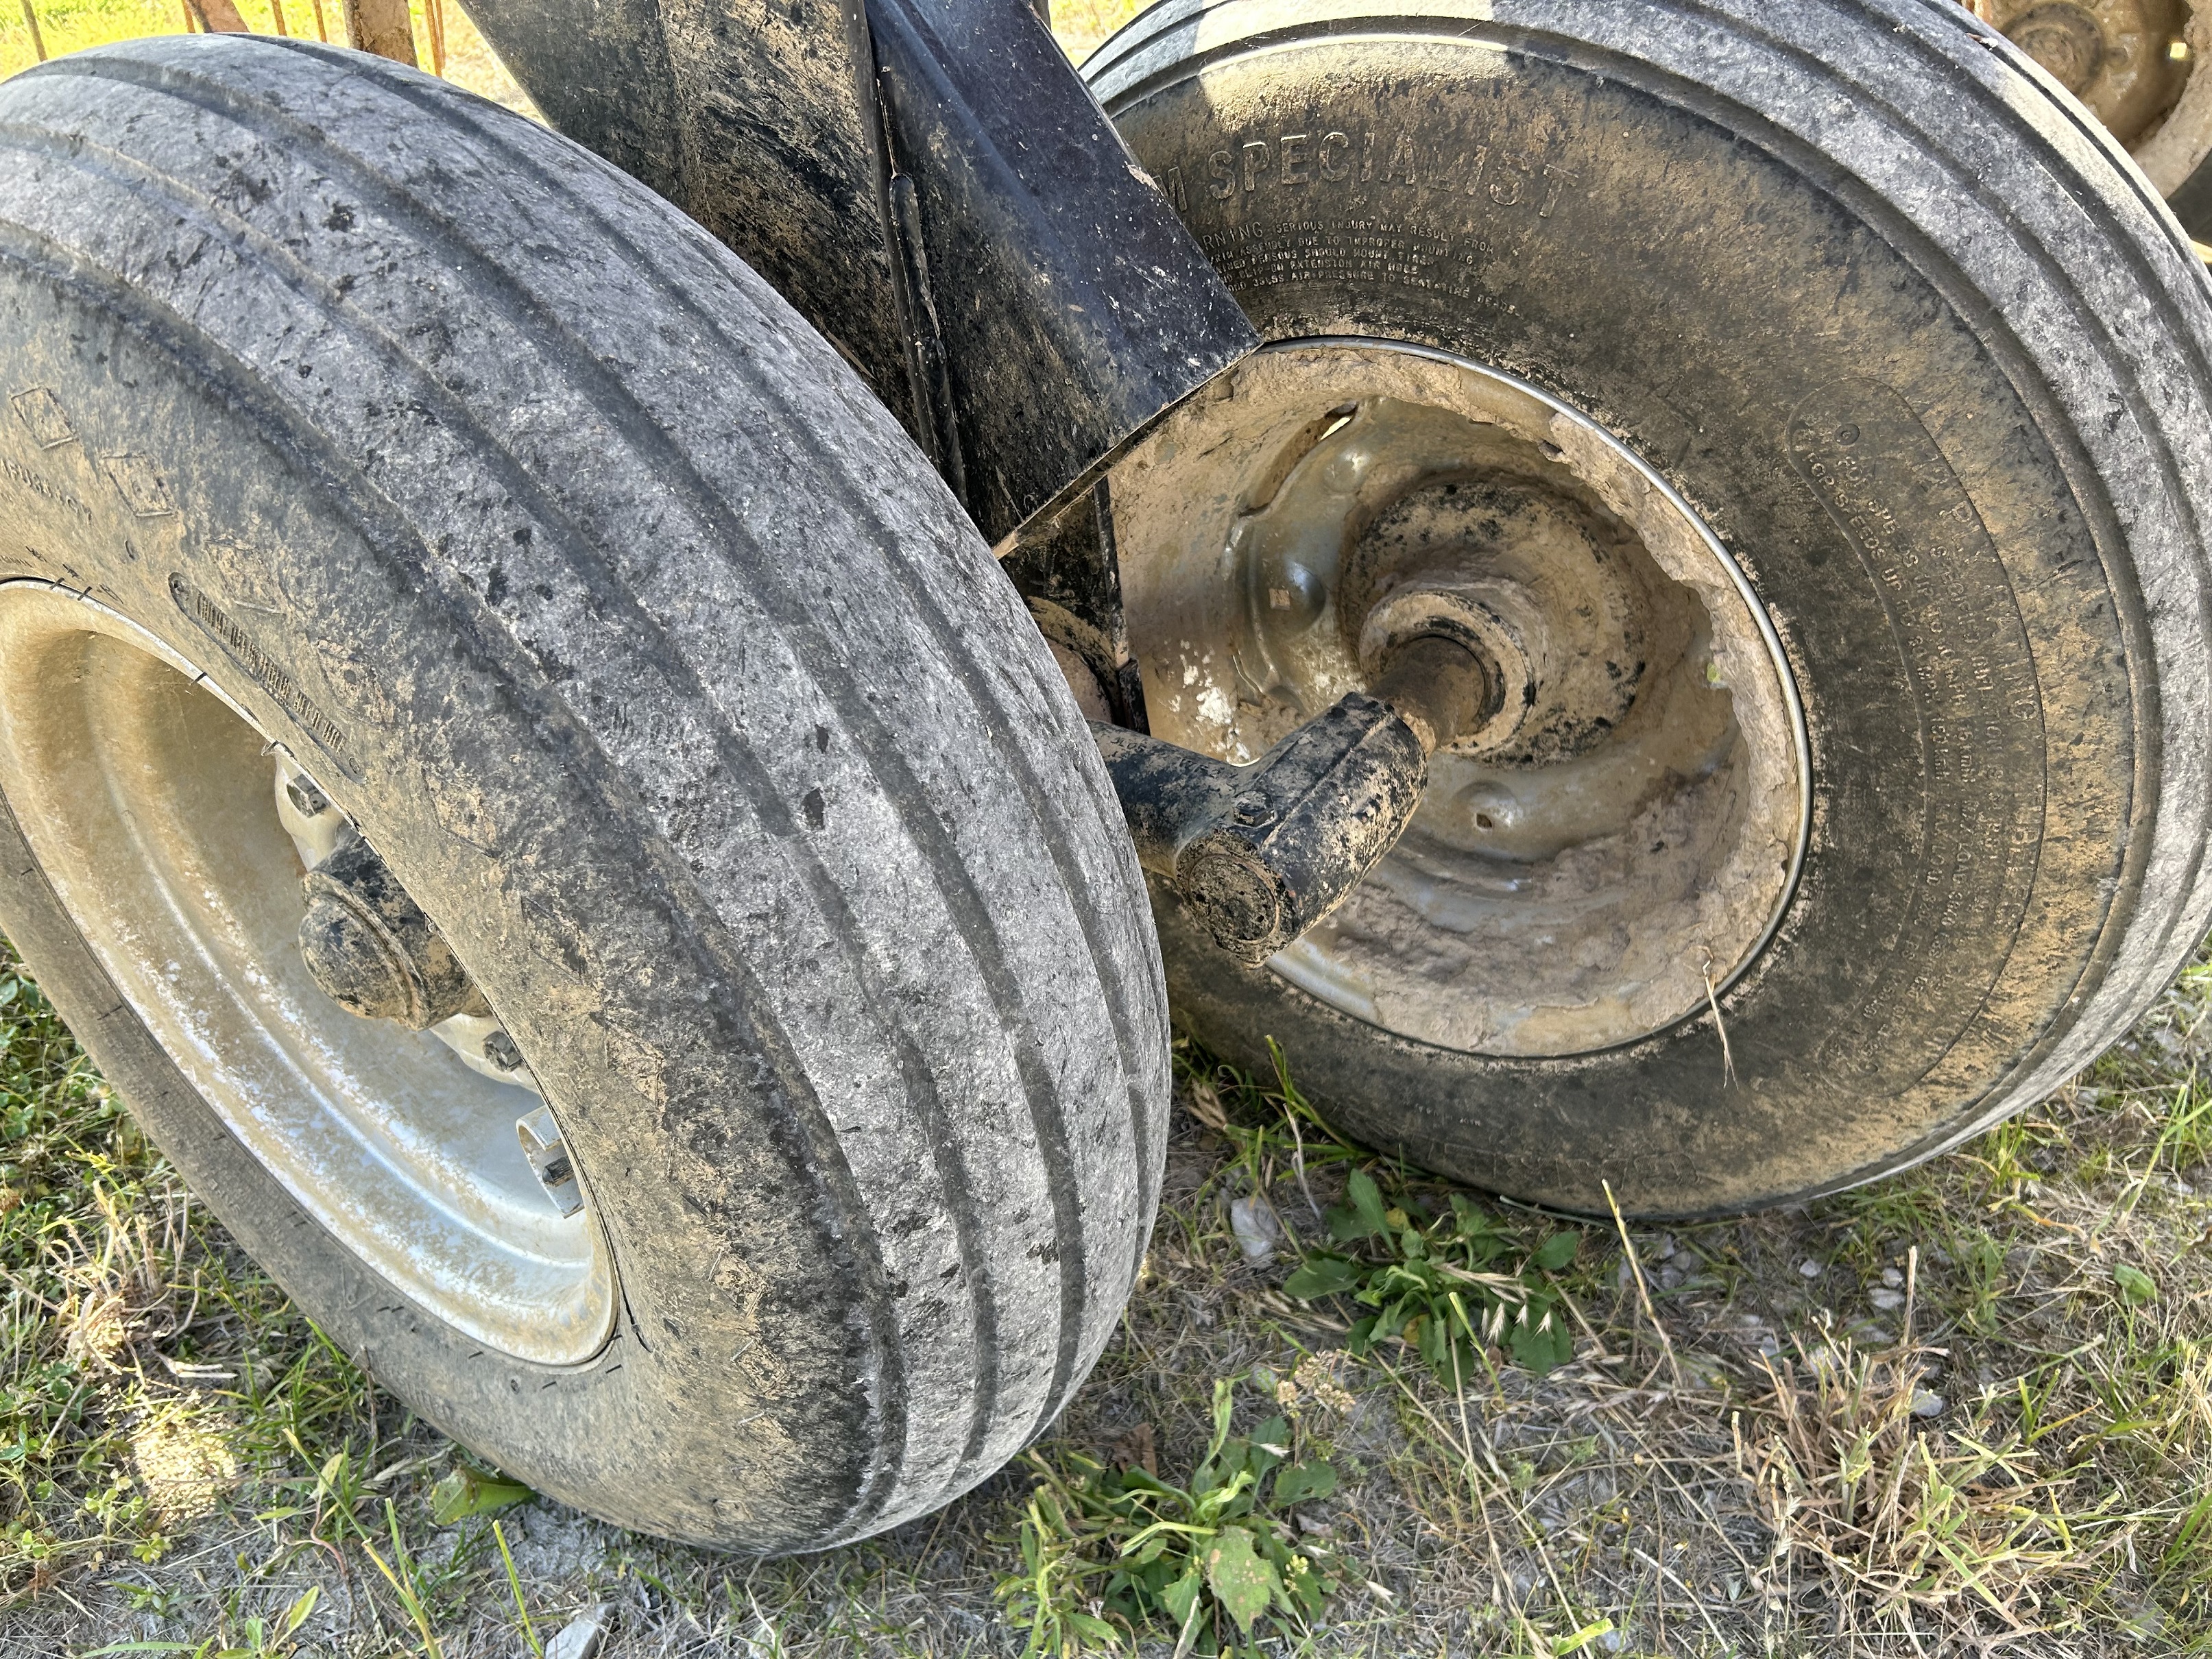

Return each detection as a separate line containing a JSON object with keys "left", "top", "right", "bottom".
{"left": 2, "top": 937, "right": 2208, "bottom": 1656}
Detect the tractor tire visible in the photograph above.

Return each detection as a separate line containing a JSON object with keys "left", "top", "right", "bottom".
{"left": 1087, "top": 0, "right": 2212, "bottom": 1215}
{"left": 0, "top": 37, "right": 1167, "bottom": 1550}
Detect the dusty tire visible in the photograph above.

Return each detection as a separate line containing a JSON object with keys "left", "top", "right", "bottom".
{"left": 0, "top": 38, "right": 1167, "bottom": 1549}
{"left": 1087, "top": 0, "right": 2212, "bottom": 1215}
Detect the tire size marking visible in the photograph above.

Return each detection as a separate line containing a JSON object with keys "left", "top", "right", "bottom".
{"left": 1, "top": 389, "right": 145, "bottom": 531}
{"left": 1193, "top": 217, "right": 1499, "bottom": 302}
{"left": 171, "top": 573, "right": 358, "bottom": 779}
{"left": 1171, "top": 128, "right": 1577, "bottom": 217}
{"left": 1787, "top": 378, "right": 2046, "bottom": 1080}
{"left": 0, "top": 439, "right": 93, "bottom": 529}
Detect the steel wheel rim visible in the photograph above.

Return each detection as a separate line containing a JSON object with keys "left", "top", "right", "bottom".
{"left": 1107, "top": 340, "right": 1812, "bottom": 1058}
{"left": 0, "top": 581, "right": 614, "bottom": 1364}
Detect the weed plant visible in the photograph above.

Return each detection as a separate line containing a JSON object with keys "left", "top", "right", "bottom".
{"left": 1282, "top": 1169, "right": 1583, "bottom": 1378}
{"left": 1000, "top": 1372, "right": 1345, "bottom": 1655}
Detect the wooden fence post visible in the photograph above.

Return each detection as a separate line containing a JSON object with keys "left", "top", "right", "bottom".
{"left": 17, "top": 0, "right": 45, "bottom": 61}
{"left": 184, "top": 0, "right": 254, "bottom": 31}
{"left": 342, "top": 0, "right": 416, "bottom": 65}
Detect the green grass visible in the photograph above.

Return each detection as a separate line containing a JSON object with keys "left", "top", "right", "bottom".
{"left": 14, "top": 934, "right": 2209, "bottom": 1653}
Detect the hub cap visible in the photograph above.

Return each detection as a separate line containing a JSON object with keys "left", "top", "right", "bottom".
{"left": 1106, "top": 341, "right": 1810, "bottom": 1057}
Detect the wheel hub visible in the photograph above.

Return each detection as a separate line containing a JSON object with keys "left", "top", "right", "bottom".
{"left": 1341, "top": 472, "right": 1646, "bottom": 764}
{"left": 1105, "top": 341, "right": 1809, "bottom": 1058}
{"left": 0, "top": 583, "right": 610, "bottom": 1361}
{"left": 1987, "top": 0, "right": 2191, "bottom": 146}
{"left": 298, "top": 837, "right": 489, "bottom": 1028}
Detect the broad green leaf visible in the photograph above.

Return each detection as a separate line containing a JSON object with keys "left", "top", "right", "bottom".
{"left": 1281, "top": 1256, "right": 1362, "bottom": 1300}
{"left": 1117, "top": 1468, "right": 1182, "bottom": 1500}
{"left": 1508, "top": 1309, "right": 1574, "bottom": 1375}
{"left": 274, "top": 1586, "right": 320, "bottom": 1638}
{"left": 1271, "top": 1460, "right": 1336, "bottom": 1506}
{"left": 1211, "top": 1434, "right": 1250, "bottom": 1484}
{"left": 1036, "top": 1488, "right": 1068, "bottom": 1536}
{"left": 1346, "top": 1170, "right": 1392, "bottom": 1239}
{"left": 1532, "top": 1230, "right": 1581, "bottom": 1272}
{"left": 1204, "top": 1525, "right": 1282, "bottom": 1636}
{"left": 1162, "top": 1560, "right": 1205, "bottom": 1625}
{"left": 2115, "top": 1262, "right": 2158, "bottom": 1305}
{"left": 1249, "top": 1415, "right": 1291, "bottom": 1472}
{"left": 429, "top": 1463, "right": 533, "bottom": 1526}
{"left": 1189, "top": 1465, "right": 1256, "bottom": 1524}
{"left": 1553, "top": 1615, "right": 1618, "bottom": 1654}
{"left": 1208, "top": 1377, "right": 1235, "bottom": 1460}
{"left": 1284, "top": 1549, "right": 1329, "bottom": 1615}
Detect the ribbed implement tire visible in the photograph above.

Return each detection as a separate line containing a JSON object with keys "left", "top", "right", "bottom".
{"left": 0, "top": 38, "right": 1167, "bottom": 1549}
{"left": 1087, "top": 0, "right": 2212, "bottom": 1214}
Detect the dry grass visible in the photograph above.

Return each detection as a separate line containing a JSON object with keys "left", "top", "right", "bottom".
{"left": 1, "top": 945, "right": 2209, "bottom": 1654}
{"left": 1, "top": 0, "right": 535, "bottom": 110}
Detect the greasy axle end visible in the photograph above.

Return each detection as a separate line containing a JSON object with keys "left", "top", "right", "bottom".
{"left": 298, "top": 838, "right": 487, "bottom": 1028}
{"left": 1097, "top": 633, "right": 1490, "bottom": 963}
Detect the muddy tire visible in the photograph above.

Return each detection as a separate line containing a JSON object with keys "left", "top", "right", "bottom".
{"left": 0, "top": 38, "right": 1167, "bottom": 1549}
{"left": 1087, "top": 0, "right": 2212, "bottom": 1215}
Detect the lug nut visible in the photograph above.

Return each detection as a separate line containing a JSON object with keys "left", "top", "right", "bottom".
{"left": 285, "top": 776, "right": 331, "bottom": 818}
{"left": 483, "top": 1030, "right": 525, "bottom": 1073}
{"left": 517, "top": 1104, "right": 584, "bottom": 1217}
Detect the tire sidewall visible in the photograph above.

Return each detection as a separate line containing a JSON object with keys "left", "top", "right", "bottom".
{"left": 1099, "top": 14, "right": 2156, "bottom": 1213}
{"left": 0, "top": 271, "right": 902, "bottom": 1547}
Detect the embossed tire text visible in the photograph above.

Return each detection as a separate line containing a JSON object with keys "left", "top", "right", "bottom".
{"left": 1088, "top": 0, "right": 2212, "bottom": 1215}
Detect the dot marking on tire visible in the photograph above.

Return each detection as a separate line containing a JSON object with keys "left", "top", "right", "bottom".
{"left": 169, "top": 574, "right": 357, "bottom": 777}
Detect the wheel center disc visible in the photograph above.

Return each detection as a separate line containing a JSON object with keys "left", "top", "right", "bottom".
{"left": 0, "top": 582, "right": 613, "bottom": 1362}
{"left": 1106, "top": 340, "right": 1810, "bottom": 1057}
